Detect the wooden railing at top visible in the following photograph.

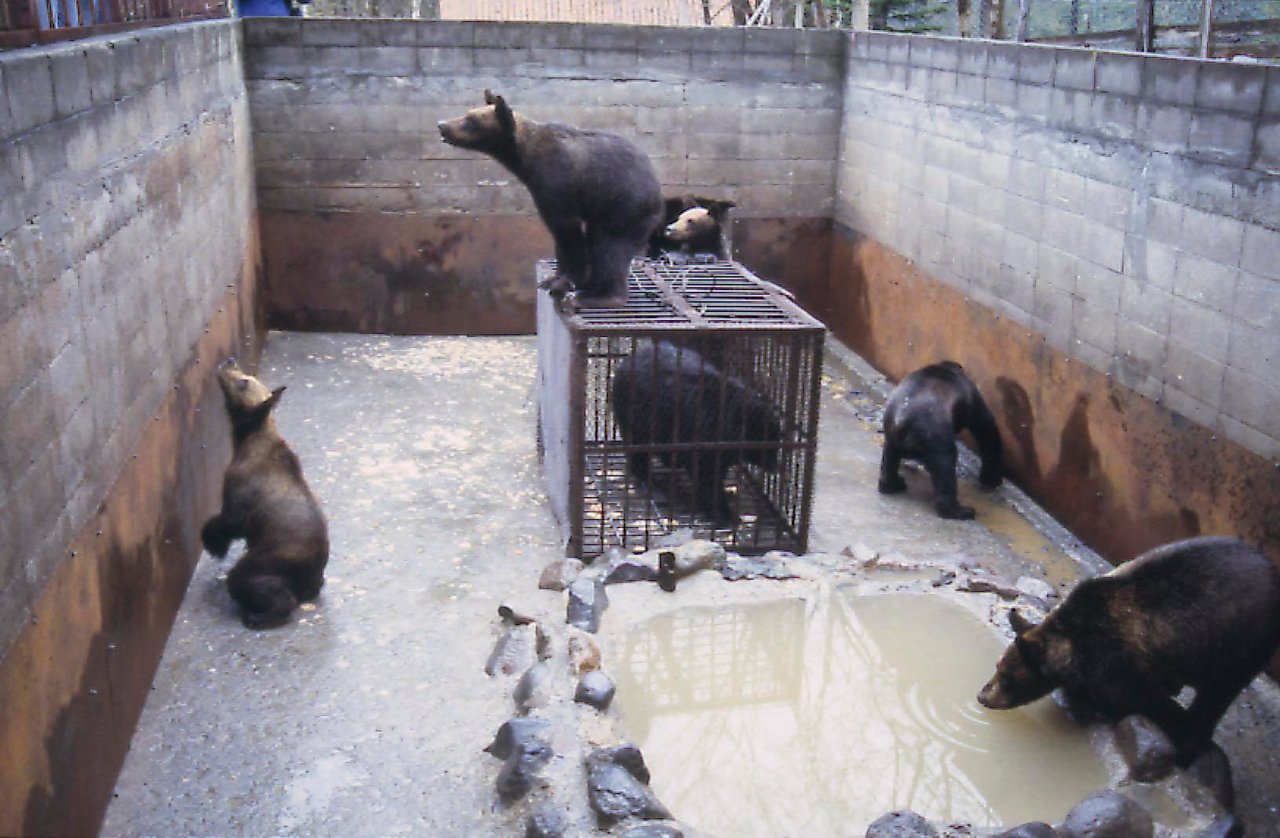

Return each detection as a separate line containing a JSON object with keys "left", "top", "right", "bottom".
{"left": 1, "top": 0, "right": 228, "bottom": 50}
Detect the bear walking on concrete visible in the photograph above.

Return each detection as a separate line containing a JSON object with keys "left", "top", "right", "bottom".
{"left": 201, "top": 359, "right": 329, "bottom": 629}
{"left": 978, "top": 536, "right": 1280, "bottom": 766}
{"left": 878, "top": 361, "right": 1002, "bottom": 519}
{"left": 647, "top": 196, "right": 735, "bottom": 262}
{"left": 438, "top": 90, "right": 662, "bottom": 309}
{"left": 612, "top": 340, "right": 782, "bottom": 527}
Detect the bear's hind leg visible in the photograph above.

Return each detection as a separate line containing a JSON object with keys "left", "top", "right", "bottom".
{"left": 227, "top": 558, "right": 297, "bottom": 629}
{"left": 544, "top": 220, "right": 587, "bottom": 298}
{"left": 201, "top": 514, "right": 237, "bottom": 558}
{"left": 575, "top": 230, "right": 640, "bottom": 308}
{"left": 1174, "top": 675, "right": 1255, "bottom": 766}
{"left": 878, "top": 441, "right": 907, "bottom": 494}
{"left": 925, "top": 445, "right": 974, "bottom": 519}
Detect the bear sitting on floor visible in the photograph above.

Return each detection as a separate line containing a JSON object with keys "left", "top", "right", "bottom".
{"left": 647, "top": 196, "right": 735, "bottom": 262}
{"left": 878, "top": 360, "right": 1002, "bottom": 519}
{"left": 978, "top": 536, "right": 1280, "bottom": 766}
{"left": 201, "top": 359, "right": 328, "bottom": 629}
{"left": 438, "top": 90, "right": 662, "bottom": 309}
{"left": 612, "top": 340, "right": 782, "bottom": 528}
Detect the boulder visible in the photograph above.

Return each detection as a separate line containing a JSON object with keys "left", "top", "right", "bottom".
{"left": 1115, "top": 715, "right": 1176, "bottom": 783}
{"left": 1060, "top": 790, "right": 1153, "bottom": 838}
{"left": 567, "top": 576, "right": 609, "bottom": 633}
{"left": 865, "top": 809, "right": 939, "bottom": 837}
{"left": 575, "top": 670, "right": 617, "bottom": 710}
{"left": 539, "top": 559, "right": 584, "bottom": 592}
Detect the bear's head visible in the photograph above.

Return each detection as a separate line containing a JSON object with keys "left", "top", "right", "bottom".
{"left": 217, "top": 358, "right": 285, "bottom": 437}
{"left": 437, "top": 89, "right": 517, "bottom": 156}
{"left": 664, "top": 207, "right": 717, "bottom": 243}
{"left": 976, "top": 609, "right": 1064, "bottom": 709}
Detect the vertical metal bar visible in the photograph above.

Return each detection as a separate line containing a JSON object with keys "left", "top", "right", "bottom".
{"left": 1014, "top": 0, "right": 1031, "bottom": 41}
{"left": 568, "top": 332, "right": 587, "bottom": 559}
{"left": 1135, "top": 0, "right": 1155, "bottom": 52}
{"left": 1197, "top": 0, "right": 1214, "bottom": 59}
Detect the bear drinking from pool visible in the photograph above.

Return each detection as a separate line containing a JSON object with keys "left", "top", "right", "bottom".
{"left": 438, "top": 90, "right": 662, "bottom": 309}
{"left": 878, "top": 361, "right": 1002, "bottom": 519}
{"left": 612, "top": 340, "right": 782, "bottom": 528}
{"left": 201, "top": 359, "right": 329, "bottom": 629}
{"left": 978, "top": 536, "right": 1280, "bottom": 766}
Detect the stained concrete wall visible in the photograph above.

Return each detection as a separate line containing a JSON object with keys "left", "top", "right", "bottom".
{"left": 825, "top": 31, "right": 1280, "bottom": 566}
{"left": 242, "top": 19, "right": 845, "bottom": 333}
{"left": 0, "top": 22, "right": 263, "bottom": 836}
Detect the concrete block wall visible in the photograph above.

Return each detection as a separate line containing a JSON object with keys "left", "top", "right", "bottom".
{"left": 241, "top": 19, "right": 845, "bottom": 333}
{"left": 0, "top": 22, "right": 263, "bottom": 836}
{"left": 837, "top": 32, "right": 1280, "bottom": 461}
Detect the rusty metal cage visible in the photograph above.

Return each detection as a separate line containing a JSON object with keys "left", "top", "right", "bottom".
{"left": 537, "top": 258, "right": 825, "bottom": 560}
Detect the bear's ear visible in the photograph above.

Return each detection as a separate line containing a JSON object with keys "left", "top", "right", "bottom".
{"left": 258, "top": 386, "right": 286, "bottom": 417}
{"left": 484, "top": 88, "right": 497, "bottom": 105}
{"left": 1009, "top": 609, "right": 1039, "bottom": 636}
{"left": 493, "top": 94, "right": 515, "bottom": 135}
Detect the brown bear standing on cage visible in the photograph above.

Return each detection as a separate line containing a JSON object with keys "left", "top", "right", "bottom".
{"left": 647, "top": 196, "right": 735, "bottom": 261}
{"left": 201, "top": 359, "right": 329, "bottom": 629}
{"left": 878, "top": 360, "right": 1002, "bottom": 519}
{"left": 978, "top": 536, "right": 1280, "bottom": 766}
{"left": 437, "top": 90, "right": 662, "bottom": 309}
{"left": 612, "top": 340, "right": 783, "bottom": 528}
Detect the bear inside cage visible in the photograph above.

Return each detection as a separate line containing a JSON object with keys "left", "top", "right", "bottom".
{"left": 537, "top": 259, "right": 826, "bottom": 560}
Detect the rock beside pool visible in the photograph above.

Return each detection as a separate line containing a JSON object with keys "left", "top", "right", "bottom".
{"left": 958, "top": 574, "right": 1020, "bottom": 600}
{"left": 622, "top": 823, "right": 685, "bottom": 838}
{"left": 993, "top": 823, "right": 1059, "bottom": 838}
{"left": 598, "top": 743, "right": 650, "bottom": 784}
{"left": 864, "top": 809, "right": 939, "bottom": 837}
{"left": 525, "top": 803, "right": 567, "bottom": 838}
{"left": 1016, "top": 576, "right": 1057, "bottom": 600}
{"left": 567, "top": 626, "right": 601, "bottom": 674}
{"left": 495, "top": 736, "right": 553, "bottom": 802}
{"left": 673, "top": 539, "right": 725, "bottom": 576}
{"left": 720, "top": 555, "right": 800, "bottom": 581}
{"left": 1060, "top": 790, "right": 1153, "bottom": 838}
{"left": 485, "top": 717, "right": 552, "bottom": 760}
{"left": 575, "top": 670, "right": 616, "bottom": 710}
{"left": 514, "top": 662, "right": 553, "bottom": 712}
{"left": 841, "top": 542, "right": 879, "bottom": 565}
{"left": 485, "top": 624, "right": 537, "bottom": 676}
{"left": 567, "top": 577, "right": 609, "bottom": 633}
{"left": 604, "top": 557, "right": 658, "bottom": 585}
{"left": 587, "top": 760, "right": 671, "bottom": 823}
{"left": 1115, "top": 715, "right": 1176, "bottom": 782}
{"left": 1188, "top": 742, "right": 1235, "bottom": 810}
{"left": 539, "top": 559, "right": 584, "bottom": 592}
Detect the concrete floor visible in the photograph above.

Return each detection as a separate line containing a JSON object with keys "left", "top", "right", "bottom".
{"left": 103, "top": 332, "right": 1280, "bottom": 837}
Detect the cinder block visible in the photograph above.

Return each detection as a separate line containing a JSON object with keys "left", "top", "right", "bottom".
{"left": 244, "top": 17, "right": 301, "bottom": 47}
{"left": 1162, "top": 387, "right": 1218, "bottom": 431}
{"left": 0, "top": 375, "right": 58, "bottom": 479}
{"left": 1120, "top": 276, "right": 1173, "bottom": 333}
{"left": 1241, "top": 223, "right": 1280, "bottom": 281}
{"left": 1053, "top": 49, "right": 1095, "bottom": 91}
{"left": 1179, "top": 206, "right": 1244, "bottom": 265}
{"left": 1072, "top": 297, "right": 1118, "bottom": 355}
{"left": 417, "top": 21, "right": 475, "bottom": 47}
{"left": 300, "top": 18, "right": 363, "bottom": 47}
{"left": 1173, "top": 251, "right": 1237, "bottom": 312}
{"left": 1187, "top": 110, "right": 1254, "bottom": 167}
{"left": 1014, "top": 82, "right": 1051, "bottom": 123}
{"left": 1137, "top": 101, "right": 1191, "bottom": 154}
{"left": 1196, "top": 61, "right": 1265, "bottom": 115}
{"left": 5, "top": 55, "right": 56, "bottom": 135}
{"left": 741, "top": 51, "right": 794, "bottom": 77}
{"left": 986, "top": 43, "right": 1018, "bottom": 81}
{"left": 1218, "top": 415, "right": 1278, "bottom": 459}
{"left": 359, "top": 20, "right": 418, "bottom": 48}
{"left": 418, "top": 46, "right": 476, "bottom": 73}
{"left": 1222, "top": 366, "right": 1280, "bottom": 441}
{"left": 1015, "top": 45, "right": 1055, "bottom": 85}
{"left": 1091, "top": 93, "right": 1138, "bottom": 141}
{"left": 744, "top": 27, "right": 799, "bottom": 55}
{"left": 1169, "top": 296, "right": 1232, "bottom": 363}
{"left": 356, "top": 46, "right": 416, "bottom": 75}
{"left": 1233, "top": 271, "right": 1280, "bottom": 333}
{"left": 1144, "top": 58, "right": 1199, "bottom": 105}
{"left": 49, "top": 48, "right": 92, "bottom": 119}
{"left": 1095, "top": 51, "right": 1143, "bottom": 97}
{"left": 1143, "top": 196, "right": 1184, "bottom": 245}
{"left": 1074, "top": 262, "right": 1123, "bottom": 313}
{"left": 1114, "top": 319, "right": 1168, "bottom": 383}
{"left": 1258, "top": 119, "right": 1280, "bottom": 175}
{"left": 797, "top": 30, "right": 843, "bottom": 58}
{"left": 956, "top": 40, "right": 988, "bottom": 77}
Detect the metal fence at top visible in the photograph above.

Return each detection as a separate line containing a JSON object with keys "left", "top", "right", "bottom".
{"left": 1, "top": 0, "right": 226, "bottom": 49}
{"left": 437, "top": 0, "right": 736, "bottom": 25}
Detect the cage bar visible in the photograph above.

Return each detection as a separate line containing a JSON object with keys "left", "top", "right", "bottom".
{"left": 537, "top": 258, "right": 825, "bottom": 560}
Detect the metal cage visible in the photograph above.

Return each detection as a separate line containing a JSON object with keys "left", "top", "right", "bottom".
{"left": 537, "top": 258, "right": 825, "bottom": 560}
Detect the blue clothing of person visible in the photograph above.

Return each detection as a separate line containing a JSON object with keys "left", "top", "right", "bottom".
{"left": 238, "top": 0, "right": 292, "bottom": 16}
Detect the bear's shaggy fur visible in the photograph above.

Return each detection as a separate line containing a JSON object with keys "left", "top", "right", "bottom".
{"left": 611, "top": 340, "right": 782, "bottom": 527}
{"left": 878, "top": 360, "right": 1002, "bottom": 519}
{"left": 201, "top": 359, "right": 328, "bottom": 629}
{"left": 438, "top": 90, "right": 662, "bottom": 309}
{"left": 978, "top": 536, "right": 1280, "bottom": 765}
{"left": 647, "top": 196, "right": 735, "bottom": 261}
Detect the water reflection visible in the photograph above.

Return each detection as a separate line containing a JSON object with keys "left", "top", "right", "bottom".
{"left": 614, "top": 592, "right": 1108, "bottom": 836}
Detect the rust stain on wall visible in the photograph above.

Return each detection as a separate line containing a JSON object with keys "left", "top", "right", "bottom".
{"left": 820, "top": 226, "right": 1280, "bottom": 575}
{"left": 0, "top": 260, "right": 263, "bottom": 838}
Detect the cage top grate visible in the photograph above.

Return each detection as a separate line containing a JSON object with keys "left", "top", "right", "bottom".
{"left": 539, "top": 259, "right": 825, "bottom": 333}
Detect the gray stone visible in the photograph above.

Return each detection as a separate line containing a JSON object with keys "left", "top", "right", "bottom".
{"left": 525, "top": 804, "right": 567, "bottom": 838}
{"left": 673, "top": 539, "right": 726, "bottom": 576}
{"left": 958, "top": 575, "right": 1020, "bottom": 600}
{"left": 496, "top": 737, "right": 553, "bottom": 803}
{"left": 1187, "top": 742, "right": 1235, "bottom": 811}
{"left": 1060, "top": 790, "right": 1154, "bottom": 838}
{"left": 1016, "top": 576, "right": 1057, "bottom": 600}
{"left": 604, "top": 557, "right": 658, "bottom": 585}
{"left": 575, "top": 670, "right": 616, "bottom": 710}
{"left": 994, "top": 824, "right": 1058, "bottom": 838}
{"left": 513, "top": 661, "right": 552, "bottom": 712}
{"left": 720, "top": 555, "right": 800, "bottom": 581}
{"left": 484, "top": 717, "right": 551, "bottom": 760}
{"left": 567, "top": 576, "right": 609, "bottom": 633}
{"left": 598, "top": 743, "right": 651, "bottom": 784}
{"left": 587, "top": 761, "right": 670, "bottom": 824}
{"left": 1115, "top": 714, "right": 1176, "bottom": 783}
{"left": 622, "top": 824, "right": 685, "bottom": 838}
{"left": 1195, "top": 815, "right": 1243, "bottom": 838}
{"left": 485, "top": 624, "right": 536, "bottom": 676}
{"left": 842, "top": 542, "right": 880, "bottom": 565}
{"left": 538, "top": 558, "right": 583, "bottom": 592}
{"left": 865, "top": 809, "right": 939, "bottom": 837}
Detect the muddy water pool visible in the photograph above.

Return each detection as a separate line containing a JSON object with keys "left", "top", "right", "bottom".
{"left": 613, "top": 590, "right": 1109, "bottom": 835}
